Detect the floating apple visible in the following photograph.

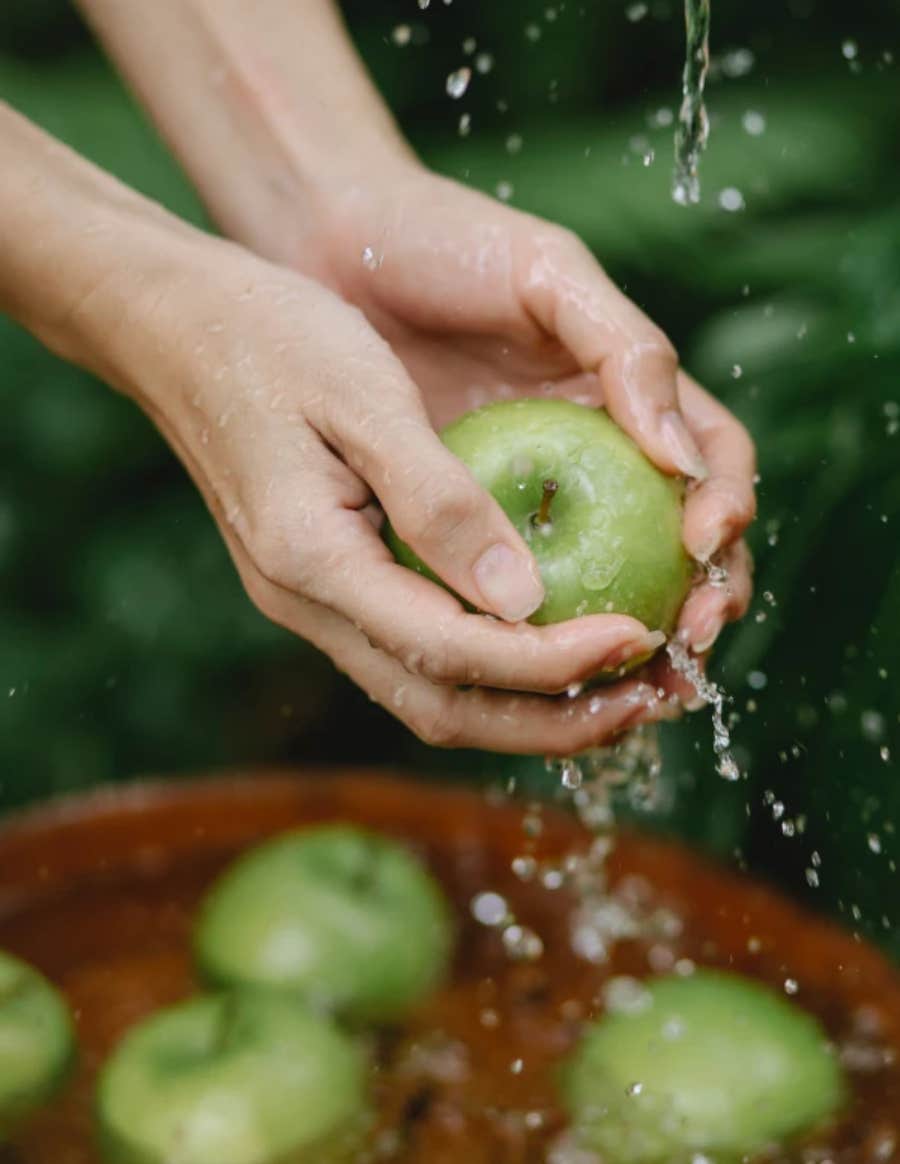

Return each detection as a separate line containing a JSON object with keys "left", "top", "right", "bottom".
{"left": 97, "top": 991, "right": 369, "bottom": 1164}
{"left": 561, "top": 970, "right": 846, "bottom": 1162}
{"left": 387, "top": 398, "right": 693, "bottom": 640}
{"left": 0, "top": 949, "right": 75, "bottom": 1138}
{"left": 194, "top": 825, "right": 453, "bottom": 1022}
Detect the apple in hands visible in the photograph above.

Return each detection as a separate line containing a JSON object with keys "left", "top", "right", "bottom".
{"left": 194, "top": 825, "right": 453, "bottom": 1023}
{"left": 97, "top": 991, "right": 369, "bottom": 1164}
{"left": 0, "top": 949, "right": 75, "bottom": 1139}
{"left": 386, "top": 398, "right": 693, "bottom": 671}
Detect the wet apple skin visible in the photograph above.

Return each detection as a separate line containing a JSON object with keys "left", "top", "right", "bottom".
{"left": 387, "top": 399, "right": 692, "bottom": 638}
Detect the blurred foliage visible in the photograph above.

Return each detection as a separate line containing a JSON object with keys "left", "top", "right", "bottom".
{"left": 1, "top": 2, "right": 899, "bottom": 953}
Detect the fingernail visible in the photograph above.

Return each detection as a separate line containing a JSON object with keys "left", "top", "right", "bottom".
{"left": 473, "top": 543, "right": 544, "bottom": 622}
{"left": 660, "top": 410, "right": 708, "bottom": 480}
{"left": 693, "top": 536, "right": 720, "bottom": 565}
{"left": 602, "top": 629, "right": 666, "bottom": 672}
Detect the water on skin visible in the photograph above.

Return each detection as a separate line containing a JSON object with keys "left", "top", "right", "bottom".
{"left": 673, "top": 0, "right": 712, "bottom": 205}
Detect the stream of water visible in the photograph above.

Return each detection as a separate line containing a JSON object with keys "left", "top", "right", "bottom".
{"left": 673, "top": 0, "right": 712, "bottom": 204}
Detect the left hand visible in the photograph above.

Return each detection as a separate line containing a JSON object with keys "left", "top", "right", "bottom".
{"left": 297, "top": 166, "right": 756, "bottom": 699}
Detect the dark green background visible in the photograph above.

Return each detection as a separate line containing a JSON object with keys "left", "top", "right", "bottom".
{"left": 1, "top": 2, "right": 898, "bottom": 952}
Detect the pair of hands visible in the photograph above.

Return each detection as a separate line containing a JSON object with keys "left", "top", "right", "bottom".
{"left": 134, "top": 163, "right": 754, "bottom": 754}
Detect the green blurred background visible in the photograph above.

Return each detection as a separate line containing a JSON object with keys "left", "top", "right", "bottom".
{"left": 1, "top": 2, "right": 898, "bottom": 952}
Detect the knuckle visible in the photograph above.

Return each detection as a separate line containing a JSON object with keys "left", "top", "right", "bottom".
{"left": 418, "top": 638, "right": 472, "bottom": 687}
{"left": 647, "top": 324, "right": 679, "bottom": 365}
{"left": 249, "top": 522, "right": 297, "bottom": 590}
{"left": 410, "top": 696, "right": 463, "bottom": 748}
{"left": 247, "top": 502, "right": 331, "bottom": 595}
{"left": 393, "top": 471, "right": 480, "bottom": 550}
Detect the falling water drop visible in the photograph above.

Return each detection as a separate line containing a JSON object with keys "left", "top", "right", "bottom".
{"left": 446, "top": 67, "right": 472, "bottom": 99}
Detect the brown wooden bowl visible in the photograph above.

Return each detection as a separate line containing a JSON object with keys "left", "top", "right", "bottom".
{"left": 0, "top": 769, "right": 898, "bottom": 1163}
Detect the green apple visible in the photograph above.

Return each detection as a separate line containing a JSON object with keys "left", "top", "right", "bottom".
{"left": 194, "top": 825, "right": 453, "bottom": 1023}
{"left": 0, "top": 949, "right": 75, "bottom": 1138}
{"left": 386, "top": 398, "right": 692, "bottom": 636}
{"left": 561, "top": 970, "right": 846, "bottom": 1163}
{"left": 97, "top": 991, "right": 369, "bottom": 1164}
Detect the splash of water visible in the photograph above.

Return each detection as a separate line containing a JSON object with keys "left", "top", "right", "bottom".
{"left": 666, "top": 638, "right": 741, "bottom": 781}
{"left": 673, "top": 0, "right": 711, "bottom": 205}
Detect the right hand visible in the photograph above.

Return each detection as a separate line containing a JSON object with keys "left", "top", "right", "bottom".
{"left": 124, "top": 235, "right": 679, "bottom": 754}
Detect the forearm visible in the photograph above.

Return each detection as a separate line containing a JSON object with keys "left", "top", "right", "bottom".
{"left": 0, "top": 100, "right": 200, "bottom": 398}
{"left": 75, "top": 0, "right": 416, "bottom": 266}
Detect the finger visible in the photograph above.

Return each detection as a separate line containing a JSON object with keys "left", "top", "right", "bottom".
{"left": 677, "top": 539, "right": 754, "bottom": 654}
{"left": 309, "top": 353, "right": 546, "bottom": 624}
{"left": 313, "top": 602, "right": 681, "bottom": 754}
{"left": 520, "top": 230, "right": 707, "bottom": 479}
{"left": 299, "top": 511, "right": 665, "bottom": 694}
{"left": 678, "top": 371, "right": 757, "bottom": 561}
{"left": 222, "top": 507, "right": 681, "bottom": 753}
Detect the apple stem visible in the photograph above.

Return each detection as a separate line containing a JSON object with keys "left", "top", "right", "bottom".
{"left": 534, "top": 478, "right": 559, "bottom": 527}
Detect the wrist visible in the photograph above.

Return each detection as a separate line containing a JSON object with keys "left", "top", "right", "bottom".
{"left": 78, "top": 0, "right": 422, "bottom": 276}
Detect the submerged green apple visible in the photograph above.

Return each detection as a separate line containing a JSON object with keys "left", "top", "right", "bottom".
{"left": 97, "top": 992, "right": 369, "bottom": 1164}
{"left": 387, "top": 398, "right": 692, "bottom": 636}
{"left": 561, "top": 970, "right": 846, "bottom": 1163}
{"left": 194, "top": 825, "right": 453, "bottom": 1022}
{"left": 0, "top": 949, "right": 75, "bottom": 1138}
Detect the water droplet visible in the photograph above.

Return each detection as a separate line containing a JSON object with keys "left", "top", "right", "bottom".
{"left": 868, "top": 833, "right": 883, "bottom": 855}
{"left": 511, "top": 855, "right": 537, "bottom": 880}
{"left": 784, "top": 977, "right": 799, "bottom": 995}
{"left": 862, "top": 709, "right": 886, "bottom": 740}
{"left": 626, "top": 2, "right": 648, "bottom": 20}
{"left": 806, "top": 867, "right": 820, "bottom": 888}
{"left": 506, "top": 133, "right": 524, "bottom": 153}
{"left": 471, "top": 891, "right": 509, "bottom": 926}
{"left": 446, "top": 67, "right": 472, "bottom": 99}
{"left": 502, "top": 924, "right": 544, "bottom": 961}
{"left": 524, "top": 22, "right": 542, "bottom": 42}
{"left": 391, "top": 23, "right": 412, "bottom": 45}
{"left": 747, "top": 670, "right": 768, "bottom": 690}
{"left": 648, "top": 106, "right": 674, "bottom": 128}
{"left": 361, "top": 245, "right": 382, "bottom": 271}
{"left": 718, "top": 186, "right": 746, "bottom": 212}
{"left": 731, "top": 363, "right": 743, "bottom": 378}
{"left": 475, "top": 52, "right": 493, "bottom": 74}
{"left": 626, "top": 1080, "right": 644, "bottom": 1097}
{"left": 721, "top": 47, "right": 755, "bottom": 77}
{"left": 462, "top": 36, "right": 476, "bottom": 54}
{"left": 495, "top": 180, "right": 514, "bottom": 201}
{"left": 603, "top": 976, "right": 652, "bottom": 1015}
{"left": 842, "top": 38, "right": 859, "bottom": 60}
{"left": 458, "top": 113, "right": 471, "bottom": 136}
{"left": 741, "top": 109, "right": 766, "bottom": 135}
